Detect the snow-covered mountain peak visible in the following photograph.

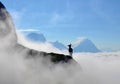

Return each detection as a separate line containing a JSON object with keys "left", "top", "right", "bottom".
{"left": 73, "top": 38, "right": 100, "bottom": 52}
{"left": 73, "top": 37, "right": 87, "bottom": 47}
{"left": 26, "top": 32, "right": 46, "bottom": 42}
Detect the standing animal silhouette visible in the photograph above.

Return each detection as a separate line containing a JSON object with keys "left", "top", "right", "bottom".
{"left": 68, "top": 44, "right": 73, "bottom": 56}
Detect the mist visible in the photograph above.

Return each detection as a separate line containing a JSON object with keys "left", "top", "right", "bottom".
{"left": 1, "top": 24, "right": 120, "bottom": 84}
{"left": 0, "top": 2, "right": 120, "bottom": 84}
{"left": 74, "top": 52, "right": 120, "bottom": 84}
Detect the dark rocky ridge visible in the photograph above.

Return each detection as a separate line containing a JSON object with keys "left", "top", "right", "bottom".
{"left": 0, "top": 2, "right": 5, "bottom": 9}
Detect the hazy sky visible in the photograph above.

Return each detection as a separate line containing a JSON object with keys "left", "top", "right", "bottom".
{"left": 1, "top": 0, "right": 120, "bottom": 50}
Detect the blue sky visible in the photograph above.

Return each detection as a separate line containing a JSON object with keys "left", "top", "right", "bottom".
{"left": 1, "top": 0, "right": 120, "bottom": 50}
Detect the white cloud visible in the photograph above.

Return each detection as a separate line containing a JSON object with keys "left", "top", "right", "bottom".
{"left": 2, "top": 29, "right": 120, "bottom": 84}
{"left": 73, "top": 51, "right": 120, "bottom": 84}
{"left": 18, "top": 29, "right": 40, "bottom": 32}
{"left": 17, "top": 32, "right": 63, "bottom": 54}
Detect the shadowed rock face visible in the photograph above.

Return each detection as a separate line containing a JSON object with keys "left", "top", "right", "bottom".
{"left": 0, "top": 2, "right": 6, "bottom": 9}
{"left": 0, "top": 2, "right": 76, "bottom": 64}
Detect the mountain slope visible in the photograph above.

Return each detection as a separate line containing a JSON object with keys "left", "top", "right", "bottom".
{"left": 27, "top": 32, "right": 46, "bottom": 42}
{"left": 26, "top": 32, "right": 67, "bottom": 50}
{"left": 74, "top": 39, "right": 100, "bottom": 53}
{"left": 26, "top": 32, "right": 101, "bottom": 52}
{"left": 51, "top": 41, "right": 67, "bottom": 50}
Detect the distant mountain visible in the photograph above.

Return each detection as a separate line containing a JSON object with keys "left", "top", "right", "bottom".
{"left": 26, "top": 32, "right": 67, "bottom": 50}
{"left": 51, "top": 41, "right": 67, "bottom": 50}
{"left": 26, "top": 32, "right": 46, "bottom": 42}
{"left": 26, "top": 32, "right": 100, "bottom": 52}
{"left": 73, "top": 38, "right": 100, "bottom": 53}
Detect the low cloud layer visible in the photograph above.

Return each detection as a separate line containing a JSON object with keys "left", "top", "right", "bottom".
{"left": 1, "top": 31, "right": 120, "bottom": 84}
{"left": 74, "top": 52, "right": 120, "bottom": 84}
{"left": 1, "top": 37, "right": 120, "bottom": 84}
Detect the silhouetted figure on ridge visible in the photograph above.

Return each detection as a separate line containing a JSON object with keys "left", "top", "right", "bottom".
{"left": 68, "top": 44, "right": 73, "bottom": 57}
